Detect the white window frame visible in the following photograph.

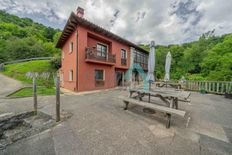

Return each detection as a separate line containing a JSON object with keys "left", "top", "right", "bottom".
{"left": 69, "top": 41, "right": 73, "bottom": 53}
{"left": 97, "top": 42, "right": 108, "bottom": 58}
{"left": 121, "top": 49, "right": 127, "bottom": 59}
{"left": 69, "top": 70, "right": 73, "bottom": 81}
{"left": 62, "top": 51, "right": 64, "bottom": 59}
{"left": 60, "top": 72, "right": 64, "bottom": 85}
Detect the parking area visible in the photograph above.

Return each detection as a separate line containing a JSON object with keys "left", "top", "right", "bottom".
{"left": 0, "top": 89, "right": 232, "bottom": 155}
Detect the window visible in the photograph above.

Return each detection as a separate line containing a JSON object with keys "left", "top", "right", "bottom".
{"left": 121, "top": 49, "right": 127, "bottom": 59}
{"left": 62, "top": 51, "right": 64, "bottom": 59}
{"left": 97, "top": 43, "right": 107, "bottom": 58}
{"left": 133, "top": 50, "right": 148, "bottom": 68}
{"left": 69, "top": 70, "right": 73, "bottom": 81}
{"left": 95, "top": 70, "right": 104, "bottom": 80}
{"left": 121, "top": 49, "right": 127, "bottom": 65}
{"left": 60, "top": 72, "right": 64, "bottom": 84}
{"left": 69, "top": 42, "right": 73, "bottom": 53}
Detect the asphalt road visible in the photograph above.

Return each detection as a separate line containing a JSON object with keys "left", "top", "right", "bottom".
{"left": 0, "top": 73, "right": 23, "bottom": 98}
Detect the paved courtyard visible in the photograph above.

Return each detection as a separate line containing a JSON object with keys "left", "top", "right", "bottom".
{"left": 0, "top": 89, "right": 232, "bottom": 155}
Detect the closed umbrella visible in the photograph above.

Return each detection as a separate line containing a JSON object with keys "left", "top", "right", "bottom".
{"left": 146, "top": 41, "right": 155, "bottom": 102}
{"left": 164, "top": 52, "right": 172, "bottom": 82}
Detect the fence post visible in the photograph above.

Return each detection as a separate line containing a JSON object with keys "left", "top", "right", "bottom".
{"left": 209, "top": 82, "right": 211, "bottom": 92}
{"left": 222, "top": 83, "right": 224, "bottom": 93}
{"left": 56, "top": 76, "right": 61, "bottom": 122}
{"left": 205, "top": 82, "right": 207, "bottom": 92}
{"left": 33, "top": 77, "right": 37, "bottom": 115}
{"left": 185, "top": 81, "right": 188, "bottom": 90}
{"left": 226, "top": 83, "right": 229, "bottom": 93}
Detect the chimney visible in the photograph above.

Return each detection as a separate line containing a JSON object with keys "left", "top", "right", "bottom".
{"left": 76, "top": 7, "right": 84, "bottom": 18}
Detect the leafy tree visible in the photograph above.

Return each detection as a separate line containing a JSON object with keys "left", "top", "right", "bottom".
{"left": 140, "top": 32, "right": 232, "bottom": 81}
{"left": 0, "top": 10, "right": 61, "bottom": 64}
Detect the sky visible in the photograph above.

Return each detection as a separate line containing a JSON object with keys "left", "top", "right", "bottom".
{"left": 0, "top": 0, "right": 232, "bottom": 45}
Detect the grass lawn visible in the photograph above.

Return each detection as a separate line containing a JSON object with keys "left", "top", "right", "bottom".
{"left": 1, "top": 60, "right": 56, "bottom": 86}
{"left": 10, "top": 87, "right": 56, "bottom": 97}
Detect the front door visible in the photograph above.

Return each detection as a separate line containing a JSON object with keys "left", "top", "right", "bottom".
{"left": 115, "top": 72, "right": 123, "bottom": 86}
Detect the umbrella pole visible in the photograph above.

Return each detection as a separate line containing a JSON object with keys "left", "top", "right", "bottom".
{"left": 149, "top": 82, "right": 151, "bottom": 103}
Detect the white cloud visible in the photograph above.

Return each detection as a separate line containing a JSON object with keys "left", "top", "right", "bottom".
{"left": 0, "top": 0, "right": 232, "bottom": 45}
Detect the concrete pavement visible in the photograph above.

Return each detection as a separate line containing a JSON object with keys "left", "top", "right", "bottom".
{"left": 0, "top": 90, "right": 232, "bottom": 155}
{"left": 0, "top": 73, "right": 23, "bottom": 98}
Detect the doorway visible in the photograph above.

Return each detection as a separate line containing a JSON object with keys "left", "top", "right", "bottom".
{"left": 115, "top": 71, "right": 123, "bottom": 86}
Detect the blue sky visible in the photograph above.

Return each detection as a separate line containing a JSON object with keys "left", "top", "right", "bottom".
{"left": 0, "top": 0, "right": 232, "bottom": 45}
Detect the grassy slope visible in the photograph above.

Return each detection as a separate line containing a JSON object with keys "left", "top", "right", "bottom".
{"left": 1, "top": 60, "right": 56, "bottom": 86}
{"left": 10, "top": 87, "right": 55, "bottom": 97}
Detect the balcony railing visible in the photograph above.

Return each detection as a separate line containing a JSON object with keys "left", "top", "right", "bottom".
{"left": 121, "top": 58, "right": 127, "bottom": 66}
{"left": 85, "top": 47, "right": 116, "bottom": 63}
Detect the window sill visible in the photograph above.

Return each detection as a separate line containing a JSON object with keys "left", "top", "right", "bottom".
{"left": 95, "top": 80, "right": 105, "bottom": 87}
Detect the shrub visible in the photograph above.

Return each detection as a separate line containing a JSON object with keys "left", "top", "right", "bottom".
{"left": 50, "top": 54, "right": 61, "bottom": 70}
{"left": 187, "top": 74, "right": 206, "bottom": 81}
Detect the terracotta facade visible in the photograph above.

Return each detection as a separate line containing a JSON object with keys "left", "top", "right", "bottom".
{"left": 58, "top": 9, "right": 148, "bottom": 92}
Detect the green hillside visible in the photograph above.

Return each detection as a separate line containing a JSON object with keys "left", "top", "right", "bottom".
{"left": 0, "top": 10, "right": 61, "bottom": 63}
{"left": 0, "top": 11, "right": 231, "bottom": 82}
{"left": 2, "top": 60, "right": 56, "bottom": 86}
{"left": 140, "top": 31, "right": 232, "bottom": 81}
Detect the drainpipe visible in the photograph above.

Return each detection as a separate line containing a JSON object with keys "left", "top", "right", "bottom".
{"left": 76, "top": 30, "right": 78, "bottom": 91}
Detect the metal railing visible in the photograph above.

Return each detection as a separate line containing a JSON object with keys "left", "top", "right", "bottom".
{"left": 185, "top": 80, "right": 232, "bottom": 94}
{"left": 121, "top": 58, "right": 127, "bottom": 66}
{"left": 85, "top": 47, "right": 116, "bottom": 63}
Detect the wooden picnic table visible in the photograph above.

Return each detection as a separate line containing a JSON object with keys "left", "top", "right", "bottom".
{"left": 150, "top": 88, "right": 191, "bottom": 102}
{"left": 119, "top": 88, "right": 191, "bottom": 128}
{"left": 127, "top": 88, "right": 191, "bottom": 128}
{"left": 155, "top": 82, "right": 182, "bottom": 89}
{"left": 129, "top": 88, "right": 191, "bottom": 109}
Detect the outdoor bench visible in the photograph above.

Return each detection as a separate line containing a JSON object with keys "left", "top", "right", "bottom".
{"left": 119, "top": 96, "right": 186, "bottom": 128}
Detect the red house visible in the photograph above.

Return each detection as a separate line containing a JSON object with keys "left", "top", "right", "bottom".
{"left": 56, "top": 7, "right": 148, "bottom": 92}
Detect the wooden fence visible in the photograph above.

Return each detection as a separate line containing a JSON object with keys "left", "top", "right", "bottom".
{"left": 185, "top": 80, "right": 232, "bottom": 94}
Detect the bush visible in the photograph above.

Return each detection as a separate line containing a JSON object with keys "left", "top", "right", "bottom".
{"left": 50, "top": 54, "right": 61, "bottom": 70}
{"left": 187, "top": 74, "right": 206, "bottom": 80}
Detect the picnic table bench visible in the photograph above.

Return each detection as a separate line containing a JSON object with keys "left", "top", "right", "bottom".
{"left": 119, "top": 96, "right": 186, "bottom": 128}
{"left": 119, "top": 88, "right": 190, "bottom": 128}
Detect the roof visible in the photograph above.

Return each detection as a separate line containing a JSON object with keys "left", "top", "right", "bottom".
{"left": 56, "top": 12, "right": 148, "bottom": 53}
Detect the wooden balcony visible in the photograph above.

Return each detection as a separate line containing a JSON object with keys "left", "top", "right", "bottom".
{"left": 85, "top": 47, "right": 116, "bottom": 65}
